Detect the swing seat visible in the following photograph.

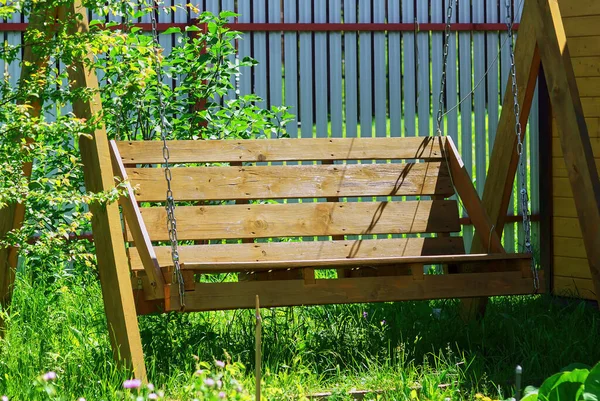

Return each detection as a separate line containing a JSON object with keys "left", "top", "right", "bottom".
{"left": 109, "top": 136, "right": 542, "bottom": 314}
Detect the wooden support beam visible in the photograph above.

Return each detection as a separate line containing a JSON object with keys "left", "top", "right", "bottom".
{"left": 65, "top": 1, "right": 146, "bottom": 379}
{"left": 443, "top": 137, "right": 504, "bottom": 254}
{"left": 531, "top": 0, "right": 600, "bottom": 305}
{"left": 460, "top": 0, "right": 541, "bottom": 320}
{"left": 109, "top": 140, "right": 165, "bottom": 301}
{"left": 0, "top": 6, "right": 63, "bottom": 323}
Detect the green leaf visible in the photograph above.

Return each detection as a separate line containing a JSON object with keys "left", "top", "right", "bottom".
{"left": 583, "top": 362, "right": 600, "bottom": 401}
{"left": 539, "top": 370, "right": 589, "bottom": 401}
{"left": 185, "top": 25, "right": 202, "bottom": 32}
{"left": 162, "top": 27, "right": 181, "bottom": 35}
{"left": 219, "top": 11, "right": 238, "bottom": 18}
{"left": 130, "top": 27, "right": 142, "bottom": 33}
{"left": 562, "top": 364, "right": 592, "bottom": 372}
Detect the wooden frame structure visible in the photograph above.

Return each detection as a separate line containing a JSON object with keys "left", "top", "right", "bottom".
{"left": 0, "top": 0, "right": 598, "bottom": 379}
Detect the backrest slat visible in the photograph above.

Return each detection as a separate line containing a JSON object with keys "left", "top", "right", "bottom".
{"left": 126, "top": 200, "right": 461, "bottom": 242}
{"left": 127, "top": 162, "right": 453, "bottom": 202}
{"left": 117, "top": 137, "right": 445, "bottom": 165}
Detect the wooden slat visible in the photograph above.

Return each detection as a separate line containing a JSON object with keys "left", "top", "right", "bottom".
{"left": 553, "top": 276, "right": 596, "bottom": 300}
{"left": 553, "top": 196, "right": 580, "bottom": 217}
{"left": 571, "top": 57, "right": 600, "bottom": 78}
{"left": 552, "top": 157, "right": 600, "bottom": 177}
{"left": 557, "top": 0, "right": 600, "bottom": 18}
{"left": 553, "top": 216, "right": 583, "bottom": 238}
{"left": 131, "top": 200, "right": 461, "bottom": 241}
{"left": 563, "top": 16, "right": 600, "bottom": 38}
{"left": 553, "top": 236, "right": 587, "bottom": 258}
{"left": 109, "top": 141, "right": 164, "bottom": 299}
{"left": 165, "top": 270, "right": 542, "bottom": 312}
{"left": 567, "top": 37, "right": 600, "bottom": 57}
{"left": 179, "top": 253, "right": 531, "bottom": 272}
{"left": 127, "top": 162, "right": 454, "bottom": 202}
{"left": 116, "top": 137, "right": 446, "bottom": 165}
{"left": 554, "top": 256, "right": 592, "bottom": 279}
{"left": 577, "top": 78, "right": 600, "bottom": 97}
{"left": 129, "top": 237, "right": 466, "bottom": 271}
{"left": 553, "top": 117, "right": 600, "bottom": 137}
{"left": 582, "top": 97, "right": 600, "bottom": 117}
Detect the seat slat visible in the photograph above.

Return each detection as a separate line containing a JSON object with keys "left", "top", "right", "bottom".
{"left": 129, "top": 200, "right": 461, "bottom": 241}
{"left": 117, "top": 137, "right": 445, "bottom": 165}
{"left": 127, "top": 236, "right": 466, "bottom": 271}
{"left": 164, "top": 270, "right": 542, "bottom": 312}
{"left": 127, "top": 162, "right": 453, "bottom": 201}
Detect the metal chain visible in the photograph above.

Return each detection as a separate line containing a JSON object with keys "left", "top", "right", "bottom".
{"left": 506, "top": 0, "right": 539, "bottom": 291}
{"left": 436, "top": 0, "right": 455, "bottom": 136}
{"left": 150, "top": 1, "right": 186, "bottom": 308}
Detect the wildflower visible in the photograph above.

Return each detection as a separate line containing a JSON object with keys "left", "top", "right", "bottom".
{"left": 78, "top": 398, "right": 86, "bottom": 401}
{"left": 148, "top": 393, "right": 159, "bottom": 400}
{"left": 475, "top": 394, "right": 484, "bottom": 400}
{"left": 482, "top": 397, "right": 492, "bottom": 401}
{"left": 217, "top": 380, "right": 223, "bottom": 389}
{"left": 218, "top": 392, "right": 226, "bottom": 399}
{"left": 194, "top": 369, "right": 204, "bottom": 376}
{"left": 236, "top": 385, "right": 243, "bottom": 393}
{"left": 123, "top": 379, "right": 142, "bottom": 389}
{"left": 362, "top": 311, "right": 368, "bottom": 319}
{"left": 2, "top": 396, "right": 8, "bottom": 401}
{"left": 381, "top": 319, "right": 386, "bottom": 325}
{"left": 215, "top": 360, "right": 226, "bottom": 368}
{"left": 204, "top": 378, "right": 216, "bottom": 387}
{"left": 43, "top": 371, "right": 57, "bottom": 381}
{"left": 147, "top": 383, "right": 155, "bottom": 392}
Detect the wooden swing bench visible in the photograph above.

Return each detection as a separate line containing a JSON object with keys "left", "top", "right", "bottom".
{"left": 109, "top": 135, "right": 542, "bottom": 314}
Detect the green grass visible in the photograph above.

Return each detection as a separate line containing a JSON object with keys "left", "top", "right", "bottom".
{"left": 1, "top": 259, "right": 599, "bottom": 400}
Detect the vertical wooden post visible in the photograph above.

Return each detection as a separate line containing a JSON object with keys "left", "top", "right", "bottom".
{"left": 462, "top": 0, "right": 541, "bottom": 320}
{"left": 531, "top": 0, "right": 600, "bottom": 306}
{"left": 0, "top": 6, "right": 63, "bottom": 323}
{"left": 65, "top": 1, "right": 146, "bottom": 378}
{"left": 255, "top": 295, "right": 262, "bottom": 401}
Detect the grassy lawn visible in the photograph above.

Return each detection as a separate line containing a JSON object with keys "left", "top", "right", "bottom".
{"left": 1, "top": 266, "right": 598, "bottom": 400}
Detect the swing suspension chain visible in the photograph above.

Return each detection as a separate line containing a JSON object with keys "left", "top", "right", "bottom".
{"left": 436, "top": 0, "right": 455, "bottom": 136}
{"left": 505, "top": 0, "right": 539, "bottom": 291}
{"left": 150, "top": 1, "right": 186, "bottom": 308}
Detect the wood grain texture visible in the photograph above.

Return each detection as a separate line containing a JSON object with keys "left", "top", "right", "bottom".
{"left": 444, "top": 137, "right": 504, "bottom": 253}
{"left": 177, "top": 253, "right": 531, "bottom": 272}
{"left": 554, "top": 256, "right": 592, "bottom": 278}
{"left": 128, "top": 237, "right": 466, "bottom": 271}
{"left": 66, "top": 1, "right": 146, "bottom": 379}
{"left": 127, "top": 162, "right": 454, "bottom": 201}
{"left": 131, "top": 200, "right": 461, "bottom": 241}
{"left": 109, "top": 141, "right": 165, "bottom": 299}
{"left": 558, "top": 0, "right": 600, "bottom": 17}
{"left": 553, "top": 276, "right": 596, "bottom": 299}
{"left": 563, "top": 16, "right": 600, "bottom": 37}
{"left": 571, "top": 58, "right": 600, "bottom": 78}
{"left": 463, "top": 0, "right": 540, "bottom": 320}
{"left": 567, "top": 37, "right": 600, "bottom": 57}
{"left": 116, "top": 136, "right": 446, "bottom": 165}
{"left": 164, "top": 270, "right": 543, "bottom": 312}
{"left": 534, "top": 0, "right": 600, "bottom": 305}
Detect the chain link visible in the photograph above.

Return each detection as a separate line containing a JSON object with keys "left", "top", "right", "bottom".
{"left": 150, "top": 1, "right": 186, "bottom": 308}
{"left": 505, "top": 0, "right": 539, "bottom": 292}
{"left": 436, "top": 0, "right": 455, "bottom": 136}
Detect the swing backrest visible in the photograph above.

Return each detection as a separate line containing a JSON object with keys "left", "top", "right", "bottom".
{"left": 115, "top": 136, "right": 467, "bottom": 270}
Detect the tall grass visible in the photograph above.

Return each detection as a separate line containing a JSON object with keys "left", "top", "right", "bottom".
{"left": 1, "top": 257, "right": 599, "bottom": 399}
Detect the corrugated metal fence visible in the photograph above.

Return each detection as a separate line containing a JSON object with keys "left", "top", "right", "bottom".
{"left": 1, "top": 0, "right": 539, "bottom": 254}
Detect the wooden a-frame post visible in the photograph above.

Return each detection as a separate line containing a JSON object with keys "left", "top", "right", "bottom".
{"left": 64, "top": 1, "right": 147, "bottom": 379}
{"left": 465, "top": 0, "right": 600, "bottom": 318}
{"left": 0, "top": 1, "right": 147, "bottom": 378}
